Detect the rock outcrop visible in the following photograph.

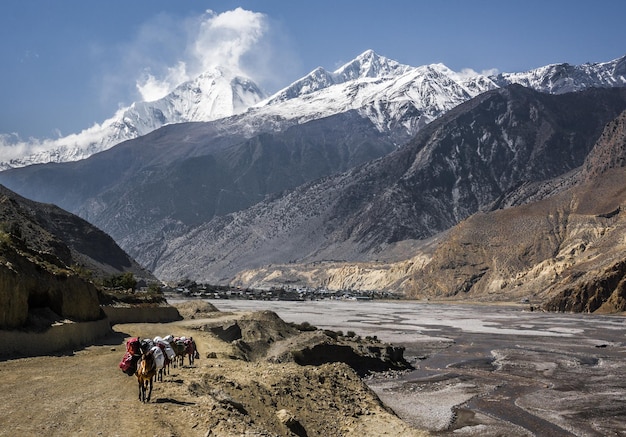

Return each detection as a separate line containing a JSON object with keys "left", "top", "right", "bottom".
{"left": 0, "top": 233, "right": 102, "bottom": 329}
{"left": 200, "top": 309, "right": 412, "bottom": 374}
{"left": 0, "top": 184, "right": 153, "bottom": 329}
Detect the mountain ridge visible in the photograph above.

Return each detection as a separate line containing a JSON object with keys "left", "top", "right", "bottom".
{"left": 229, "top": 109, "right": 626, "bottom": 314}
{"left": 2, "top": 51, "right": 624, "bottom": 170}
{"left": 0, "top": 68, "right": 267, "bottom": 170}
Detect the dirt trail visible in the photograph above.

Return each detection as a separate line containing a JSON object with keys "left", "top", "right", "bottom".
{"left": 0, "top": 315, "right": 428, "bottom": 437}
{"left": 0, "top": 324, "right": 204, "bottom": 436}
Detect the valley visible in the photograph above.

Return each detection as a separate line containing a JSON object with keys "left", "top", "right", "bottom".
{"left": 1, "top": 53, "right": 625, "bottom": 310}
{"left": 2, "top": 298, "right": 624, "bottom": 436}
{"left": 1, "top": 7, "right": 626, "bottom": 436}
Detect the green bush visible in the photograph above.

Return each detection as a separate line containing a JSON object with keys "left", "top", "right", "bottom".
{"left": 101, "top": 272, "right": 137, "bottom": 291}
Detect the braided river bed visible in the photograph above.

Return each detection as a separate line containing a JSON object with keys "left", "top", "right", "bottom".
{"left": 205, "top": 299, "right": 626, "bottom": 436}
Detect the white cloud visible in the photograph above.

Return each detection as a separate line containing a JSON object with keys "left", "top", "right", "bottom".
{"left": 137, "top": 62, "right": 188, "bottom": 102}
{"left": 458, "top": 67, "right": 500, "bottom": 78}
{"left": 0, "top": 8, "right": 301, "bottom": 162}
{"left": 0, "top": 133, "right": 50, "bottom": 163}
{"left": 193, "top": 8, "right": 267, "bottom": 75}
{"left": 133, "top": 8, "right": 284, "bottom": 102}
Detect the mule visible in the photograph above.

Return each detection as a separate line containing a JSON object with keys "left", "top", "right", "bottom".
{"left": 184, "top": 337, "right": 198, "bottom": 366}
{"left": 170, "top": 338, "right": 187, "bottom": 367}
{"left": 156, "top": 354, "right": 170, "bottom": 382}
{"left": 136, "top": 352, "right": 157, "bottom": 402}
{"left": 154, "top": 337, "right": 175, "bottom": 381}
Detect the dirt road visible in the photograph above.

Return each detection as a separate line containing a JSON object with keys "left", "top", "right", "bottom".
{"left": 0, "top": 313, "right": 428, "bottom": 437}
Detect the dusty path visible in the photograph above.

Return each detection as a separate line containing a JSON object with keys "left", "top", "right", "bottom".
{"left": 0, "top": 324, "right": 212, "bottom": 437}
{"left": 0, "top": 315, "right": 428, "bottom": 437}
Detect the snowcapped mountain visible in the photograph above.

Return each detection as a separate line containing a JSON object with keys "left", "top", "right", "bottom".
{"left": 263, "top": 49, "right": 415, "bottom": 104}
{"left": 254, "top": 50, "right": 498, "bottom": 140}
{"left": 1, "top": 51, "right": 624, "bottom": 170}
{"left": 0, "top": 67, "right": 266, "bottom": 170}
{"left": 252, "top": 51, "right": 626, "bottom": 140}
{"left": 492, "top": 56, "right": 626, "bottom": 93}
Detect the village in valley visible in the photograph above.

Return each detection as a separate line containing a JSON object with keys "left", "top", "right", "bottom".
{"left": 167, "top": 281, "right": 397, "bottom": 302}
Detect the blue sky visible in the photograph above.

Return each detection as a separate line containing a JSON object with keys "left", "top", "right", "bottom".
{"left": 1, "top": 0, "right": 625, "bottom": 139}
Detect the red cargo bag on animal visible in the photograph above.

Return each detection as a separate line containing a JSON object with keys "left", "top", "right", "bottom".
{"left": 126, "top": 337, "right": 142, "bottom": 356}
{"left": 119, "top": 352, "right": 140, "bottom": 376}
{"left": 118, "top": 337, "right": 142, "bottom": 376}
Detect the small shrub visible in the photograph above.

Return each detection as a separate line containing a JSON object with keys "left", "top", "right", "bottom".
{"left": 101, "top": 272, "right": 137, "bottom": 291}
{"left": 71, "top": 264, "right": 93, "bottom": 280}
{"left": 288, "top": 321, "right": 318, "bottom": 332}
{"left": 0, "top": 231, "right": 11, "bottom": 247}
{"left": 148, "top": 282, "right": 162, "bottom": 293}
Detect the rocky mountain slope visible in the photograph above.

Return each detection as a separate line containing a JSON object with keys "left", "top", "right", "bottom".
{"left": 0, "top": 111, "right": 397, "bottom": 273}
{"left": 235, "top": 110, "right": 626, "bottom": 313}
{"left": 407, "top": 110, "right": 626, "bottom": 311}
{"left": 0, "top": 184, "right": 153, "bottom": 329}
{"left": 154, "top": 86, "right": 626, "bottom": 283}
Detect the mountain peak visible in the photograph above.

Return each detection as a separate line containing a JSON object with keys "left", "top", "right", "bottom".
{"left": 333, "top": 49, "right": 413, "bottom": 81}
{"left": 262, "top": 50, "right": 415, "bottom": 106}
{"left": 172, "top": 68, "right": 266, "bottom": 117}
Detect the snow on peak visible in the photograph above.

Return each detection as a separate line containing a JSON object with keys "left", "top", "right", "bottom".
{"left": 333, "top": 50, "right": 413, "bottom": 81}
{"left": 261, "top": 50, "right": 415, "bottom": 107}
{"left": 162, "top": 68, "right": 266, "bottom": 122}
{"left": 2, "top": 51, "right": 624, "bottom": 170}
{"left": 490, "top": 54, "right": 626, "bottom": 94}
{"left": 0, "top": 69, "right": 267, "bottom": 170}
{"left": 261, "top": 67, "right": 336, "bottom": 105}
{"left": 253, "top": 51, "right": 500, "bottom": 139}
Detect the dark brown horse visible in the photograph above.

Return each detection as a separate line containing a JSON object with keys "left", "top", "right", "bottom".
{"left": 136, "top": 352, "right": 157, "bottom": 402}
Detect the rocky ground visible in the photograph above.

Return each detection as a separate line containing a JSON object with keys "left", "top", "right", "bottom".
{"left": 0, "top": 301, "right": 428, "bottom": 437}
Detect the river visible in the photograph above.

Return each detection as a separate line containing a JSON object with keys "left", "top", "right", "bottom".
{"left": 202, "top": 299, "right": 626, "bottom": 436}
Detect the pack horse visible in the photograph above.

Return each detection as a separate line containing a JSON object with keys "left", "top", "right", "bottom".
{"left": 119, "top": 335, "right": 199, "bottom": 402}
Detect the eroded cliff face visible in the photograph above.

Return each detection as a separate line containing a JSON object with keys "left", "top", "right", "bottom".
{"left": 0, "top": 246, "right": 101, "bottom": 329}
{"left": 0, "top": 187, "right": 114, "bottom": 330}
{"left": 542, "top": 259, "right": 626, "bottom": 313}
{"left": 230, "top": 246, "right": 433, "bottom": 294}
